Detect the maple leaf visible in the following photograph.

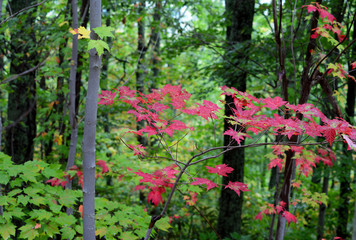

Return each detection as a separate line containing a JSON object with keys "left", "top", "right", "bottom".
{"left": 268, "top": 158, "right": 284, "bottom": 171}
{"left": 224, "top": 181, "right": 250, "bottom": 197}
{"left": 323, "top": 128, "right": 336, "bottom": 146}
{"left": 223, "top": 128, "right": 252, "bottom": 144}
{"left": 129, "top": 144, "right": 147, "bottom": 156}
{"left": 191, "top": 178, "right": 218, "bottom": 191}
{"left": 261, "top": 96, "right": 287, "bottom": 110}
{"left": 302, "top": 4, "right": 317, "bottom": 13}
{"left": 342, "top": 134, "right": 356, "bottom": 151}
{"left": 351, "top": 62, "right": 356, "bottom": 69}
{"left": 147, "top": 188, "right": 164, "bottom": 206}
{"left": 255, "top": 212, "right": 263, "bottom": 221}
{"left": 96, "top": 160, "right": 109, "bottom": 174}
{"left": 184, "top": 192, "right": 198, "bottom": 206}
{"left": 319, "top": 9, "right": 336, "bottom": 22}
{"left": 206, "top": 164, "right": 234, "bottom": 177}
{"left": 139, "top": 126, "right": 157, "bottom": 137}
{"left": 282, "top": 210, "right": 297, "bottom": 225}
{"left": 147, "top": 102, "right": 169, "bottom": 112}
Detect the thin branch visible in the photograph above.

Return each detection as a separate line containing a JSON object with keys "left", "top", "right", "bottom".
{"left": 0, "top": 0, "right": 47, "bottom": 26}
{"left": 0, "top": 52, "right": 50, "bottom": 85}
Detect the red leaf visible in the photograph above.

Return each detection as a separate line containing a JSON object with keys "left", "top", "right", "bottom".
{"left": 302, "top": 4, "right": 318, "bottom": 13}
{"left": 282, "top": 210, "right": 297, "bottom": 224}
{"left": 323, "top": 128, "right": 336, "bottom": 146}
{"left": 147, "top": 189, "right": 163, "bottom": 206}
{"left": 223, "top": 128, "right": 252, "bottom": 144}
{"left": 139, "top": 126, "right": 157, "bottom": 137}
{"left": 147, "top": 102, "right": 169, "bottom": 112}
{"left": 98, "top": 90, "right": 116, "bottom": 105}
{"left": 206, "top": 164, "right": 234, "bottom": 177}
{"left": 351, "top": 62, "right": 356, "bottom": 70}
{"left": 261, "top": 96, "right": 287, "bottom": 110}
{"left": 224, "top": 181, "right": 250, "bottom": 197}
{"left": 255, "top": 212, "right": 263, "bottom": 221}
{"left": 268, "top": 158, "right": 284, "bottom": 171}
{"left": 96, "top": 160, "right": 109, "bottom": 174}
{"left": 129, "top": 144, "right": 147, "bottom": 156}
{"left": 319, "top": 9, "right": 336, "bottom": 22}
{"left": 191, "top": 178, "right": 218, "bottom": 191}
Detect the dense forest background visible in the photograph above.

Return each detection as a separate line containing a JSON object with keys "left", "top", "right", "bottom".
{"left": 0, "top": 0, "right": 356, "bottom": 239}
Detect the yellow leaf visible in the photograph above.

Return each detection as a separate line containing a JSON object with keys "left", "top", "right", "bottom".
{"left": 59, "top": 21, "right": 68, "bottom": 27}
{"left": 69, "top": 27, "right": 78, "bottom": 35}
{"left": 78, "top": 26, "right": 91, "bottom": 39}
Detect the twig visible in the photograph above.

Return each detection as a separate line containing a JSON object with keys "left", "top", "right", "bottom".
{"left": 0, "top": 0, "right": 47, "bottom": 26}
{"left": 1, "top": 52, "right": 50, "bottom": 85}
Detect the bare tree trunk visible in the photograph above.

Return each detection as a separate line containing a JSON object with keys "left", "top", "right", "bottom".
{"left": 136, "top": 0, "right": 148, "bottom": 146}
{"left": 82, "top": 0, "right": 101, "bottom": 238}
{"left": 217, "top": 0, "right": 255, "bottom": 238}
{"left": 317, "top": 169, "right": 329, "bottom": 240}
{"left": 65, "top": 0, "right": 79, "bottom": 216}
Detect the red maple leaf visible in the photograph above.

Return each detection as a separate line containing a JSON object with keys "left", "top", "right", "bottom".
{"left": 261, "top": 96, "right": 287, "bottom": 110}
{"left": 191, "top": 178, "right": 218, "bottom": 191}
{"left": 224, "top": 181, "right": 250, "bottom": 197}
{"left": 98, "top": 90, "right": 116, "bottom": 105}
{"left": 319, "top": 9, "right": 336, "bottom": 22}
{"left": 302, "top": 4, "right": 317, "bottom": 13}
{"left": 255, "top": 212, "right": 263, "bottom": 221}
{"left": 206, "top": 164, "right": 234, "bottom": 177}
{"left": 282, "top": 210, "right": 297, "bottom": 224}
{"left": 223, "top": 128, "right": 252, "bottom": 144}
{"left": 147, "top": 187, "right": 165, "bottom": 206}
{"left": 96, "top": 160, "right": 109, "bottom": 174}
{"left": 147, "top": 102, "right": 169, "bottom": 112}
{"left": 323, "top": 128, "right": 336, "bottom": 146}
{"left": 268, "top": 158, "right": 284, "bottom": 171}
{"left": 139, "top": 126, "right": 157, "bottom": 137}
{"left": 351, "top": 62, "right": 356, "bottom": 70}
{"left": 129, "top": 144, "right": 147, "bottom": 156}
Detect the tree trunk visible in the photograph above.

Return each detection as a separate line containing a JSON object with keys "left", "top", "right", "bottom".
{"left": 337, "top": 19, "right": 356, "bottom": 239}
{"left": 150, "top": 0, "right": 161, "bottom": 90}
{"left": 82, "top": 0, "right": 101, "bottom": 238}
{"left": 217, "top": 0, "right": 255, "bottom": 238}
{"left": 5, "top": 0, "right": 37, "bottom": 164}
{"left": 317, "top": 168, "right": 329, "bottom": 240}
{"left": 65, "top": 0, "right": 79, "bottom": 216}
{"left": 136, "top": 0, "right": 148, "bottom": 146}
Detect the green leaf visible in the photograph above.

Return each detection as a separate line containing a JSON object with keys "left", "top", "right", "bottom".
{"left": 120, "top": 231, "right": 138, "bottom": 240}
{"left": 43, "top": 222, "right": 60, "bottom": 238}
{"left": 9, "top": 207, "right": 26, "bottom": 219}
{"left": 88, "top": 39, "right": 109, "bottom": 56}
{"left": 8, "top": 189, "right": 22, "bottom": 197}
{"left": 30, "top": 195, "right": 47, "bottom": 206}
{"left": 17, "top": 195, "right": 30, "bottom": 205}
{"left": 55, "top": 214, "right": 76, "bottom": 226}
{"left": 30, "top": 209, "right": 53, "bottom": 220}
{"left": 42, "top": 163, "right": 63, "bottom": 178}
{"left": 19, "top": 224, "right": 39, "bottom": 240}
{"left": 93, "top": 26, "right": 115, "bottom": 38}
{"left": 0, "top": 223, "right": 16, "bottom": 239}
{"left": 60, "top": 226, "right": 76, "bottom": 239}
{"left": 58, "top": 189, "right": 79, "bottom": 206}
{"left": 95, "top": 227, "right": 107, "bottom": 238}
{"left": 155, "top": 217, "right": 171, "bottom": 232}
{"left": 0, "top": 172, "right": 10, "bottom": 184}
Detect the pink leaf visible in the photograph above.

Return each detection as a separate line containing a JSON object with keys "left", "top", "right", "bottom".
{"left": 206, "top": 164, "right": 234, "bottom": 177}
{"left": 282, "top": 210, "right": 297, "bottom": 225}
{"left": 191, "top": 178, "right": 218, "bottom": 191}
{"left": 224, "top": 181, "right": 250, "bottom": 197}
{"left": 98, "top": 90, "right": 116, "bottom": 105}
{"left": 223, "top": 128, "right": 252, "bottom": 144}
{"left": 255, "top": 212, "right": 263, "bottom": 221}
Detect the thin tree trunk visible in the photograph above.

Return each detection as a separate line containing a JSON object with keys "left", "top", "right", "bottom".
{"left": 317, "top": 169, "right": 329, "bottom": 240}
{"left": 150, "top": 0, "right": 161, "bottom": 90}
{"left": 82, "top": 0, "right": 101, "bottom": 238}
{"left": 136, "top": 0, "right": 148, "bottom": 146}
{"left": 352, "top": 191, "right": 356, "bottom": 240}
{"left": 5, "top": 0, "right": 37, "bottom": 164}
{"left": 65, "top": 0, "right": 79, "bottom": 216}
{"left": 217, "top": 0, "right": 255, "bottom": 238}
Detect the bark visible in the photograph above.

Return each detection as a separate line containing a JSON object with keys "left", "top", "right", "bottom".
{"left": 217, "top": 0, "right": 255, "bottom": 238}
{"left": 317, "top": 169, "right": 329, "bottom": 240}
{"left": 336, "top": 20, "right": 356, "bottom": 239}
{"left": 65, "top": 0, "right": 79, "bottom": 216}
{"left": 82, "top": 0, "right": 101, "bottom": 238}
{"left": 136, "top": 0, "right": 148, "bottom": 146}
{"left": 5, "top": 0, "right": 37, "bottom": 164}
{"left": 150, "top": 0, "right": 161, "bottom": 90}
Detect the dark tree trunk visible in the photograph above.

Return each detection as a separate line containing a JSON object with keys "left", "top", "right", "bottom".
{"left": 217, "top": 0, "right": 255, "bottom": 238}
{"left": 150, "top": 0, "right": 161, "bottom": 90}
{"left": 317, "top": 168, "right": 329, "bottom": 240}
{"left": 5, "top": 0, "right": 37, "bottom": 164}
{"left": 336, "top": 20, "right": 356, "bottom": 239}
{"left": 136, "top": 0, "right": 148, "bottom": 146}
